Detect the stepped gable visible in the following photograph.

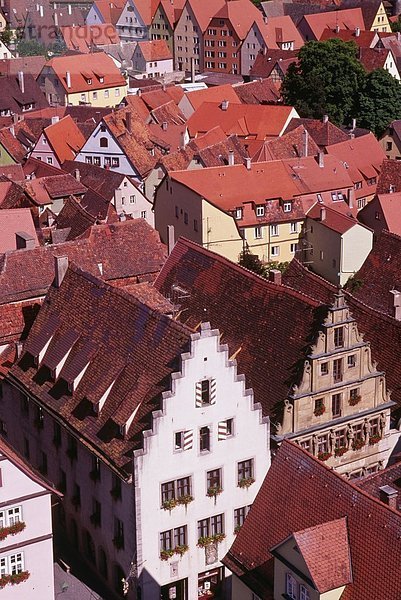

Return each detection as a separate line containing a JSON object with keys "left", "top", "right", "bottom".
{"left": 154, "top": 237, "right": 323, "bottom": 420}
{"left": 9, "top": 266, "right": 192, "bottom": 475}
{"left": 223, "top": 440, "right": 401, "bottom": 599}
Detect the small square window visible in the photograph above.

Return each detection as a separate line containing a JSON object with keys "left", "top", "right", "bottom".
{"left": 256, "top": 206, "right": 265, "bottom": 217}
{"left": 271, "top": 246, "right": 279, "bottom": 257}
{"left": 348, "top": 355, "right": 356, "bottom": 368}
{"left": 321, "top": 362, "right": 329, "bottom": 375}
{"left": 283, "top": 202, "right": 292, "bottom": 212}
{"left": 254, "top": 226, "right": 262, "bottom": 239}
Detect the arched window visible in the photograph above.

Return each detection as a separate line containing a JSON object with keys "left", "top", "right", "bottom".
{"left": 99, "top": 137, "right": 108, "bottom": 148}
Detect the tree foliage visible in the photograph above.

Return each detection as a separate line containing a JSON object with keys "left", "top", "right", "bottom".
{"left": 282, "top": 39, "right": 365, "bottom": 126}
{"left": 391, "top": 16, "right": 401, "bottom": 32}
{"left": 16, "top": 39, "right": 47, "bottom": 57}
{"left": 358, "top": 68, "right": 401, "bottom": 137}
{"left": 239, "top": 249, "right": 267, "bottom": 276}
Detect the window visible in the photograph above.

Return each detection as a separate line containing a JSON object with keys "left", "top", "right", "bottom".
{"left": 333, "top": 358, "right": 343, "bottom": 383}
{"left": 332, "top": 393, "right": 342, "bottom": 417}
{"left": 237, "top": 459, "right": 253, "bottom": 484}
{"left": 317, "top": 434, "right": 329, "bottom": 454}
{"left": 114, "top": 518, "right": 124, "bottom": 549}
{"left": 2, "top": 506, "right": 22, "bottom": 527}
{"left": 256, "top": 205, "right": 265, "bottom": 217}
{"left": 335, "top": 428, "right": 346, "bottom": 449}
{"left": 387, "top": 141, "right": 393, "bottom": 151}
{"left": 283, "top": 202, "right": 292, "bottom": 212}
{"left": 354, "top": 181, "right": 362, "bottom": 190}
{"left": 184, "top": 212, "right": 188, "bottom": 224}
{"left": 207, "top": 468, "right": 222, "bottom": 492}
{"left": 115, "top": 88, "right": 120, "bottom": 97}
{"left": 194, "top": 219, "right": 198, "bottom": 232}
{"left": 197, "top": 379, "right": 213, "bottom": 406}
{"left": 59, "top": 469, "right": 67, "bottom": 493}
{"left": 72, "top": 483, "right": 81, "bottom": 508}
{"left": 80, "top": 94, "right": 86, "bottom": 102}
{"left": 174, "top": 525, "right": 186, "bottom": 547}
{"left": 348, "top": 354, "right": 356, "bottom": 368}
{"left": 200, "top": 426, "right": 210, "bottom": 452}
{"left": 300, "top": 585, "right": 310, "bottom": 600}
{"left": 290, "top": 222, "right": 297, "bottom": 233}
{"left": 34, "top": 405, "right": 44, "bottom": 430}
{"left": 234, "top": 505, "right": 251, "bottom": 530}
{"left": 112, "top": 157, "right": 120, "bottom": 167}
{"left": 46, "top": 157, "right": 53, "bottom": 165}
{"left": 111, "top": 473, "right": 122, "bottom": 500}
{"left": 93, "top": 92, "right": 98, "bottom": 100}
{"left": 321, "top": 362, "right": 328, "bottom": 375}
{"left": 104, "top": 90, "right": 109, "bottom": 98}
{"left": 254, "top": 226, "right": 262, "bottom": 239}
{"left": 90, "top": 456, "right": 101, "bottom": 482}
{"left": 235, "top": 207, "right": 242, "bottom": 219}
{"left": 39, "top": 451, "right": 47, "bottom": 475}
{"left": 99, "top": 137, "right": 108, "bottom": 148}
{"left": 270, "top": 246, "right": 279, "bottom": 257}
{"left": 20, "top": 395, "right": 29, "bottom": 416}
{"left": 93, "top": 157, "right": 101, "bottom": 166}
{"left": 286, "top": 572, "right": 297, "bottom": 599}
{"left": 334, "top": 327, "right": 344, "bottom": 348}
{"left": 357, "top": 198, "right": 366, "bottom": 209}
{"left": 161, "top": 480, "right": 175, "bottom": 503}
{"left": 314, "top": 398, "right": 324, "bottom": 415}
{"left": 67, "top": 435, "right": 77, "bottom": 461}
{"left": 270, "top": 224, "right": 278, "bottom": 236}
{"left": 174, "top": 430, "right": 193, "bottom": 451}
{"left": 290, "top": 243, "right": 298, "bottom": 254}
{"left": 91, "top": 499, "right": 101, "bottom": 527}
{"left": 1, "top": 552, "right": 24, "bottom": 576}
{"left": 320, "top": 250, "right": 324, "bottom": 260}
{"left": 350, "top": 388, "right": 359, "bottom": 402}
{"left": 177, "top": 476, "right": 191, "bottom": 497}
{"left": 226, "top": 418, "right": 234, "bottom": 437}
{"left": 23, "top": 437, "right": 30, "bottom": 460}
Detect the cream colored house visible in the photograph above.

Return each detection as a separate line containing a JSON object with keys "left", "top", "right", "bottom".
{"left": 274, "top": 289, "right": 399, "bottom": 478}
{"left": 369, "top": 0, "right": 391, "bottom": 33}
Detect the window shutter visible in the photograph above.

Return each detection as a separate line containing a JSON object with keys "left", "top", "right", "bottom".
{"left": 195, "top": 382, "right": 202, "bottom": 407}
{"left": 183, "top": 430, "right": 193, "bottom": 450}
{"left": 210, "top": 378, "right": 217, "bottom": 405}
{"left": 218, "top": 421, "right": 227, "bottom": 441}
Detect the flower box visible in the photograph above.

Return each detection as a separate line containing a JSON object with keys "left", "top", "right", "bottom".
{"left": 177, "top": 494, "right": 194, "bottom": 507}
{"left": 314, "top": 405, "right": 326, "bottom": 417}
{"left": 349, "top": 395, "right": 362, "bottom": 406}
{"left": 207, "top": 486, "right": 223, "bottom": 498}
{"left": 0, "top": 571, "right": 30, "bottom": 588}
{"left": 352, "top": 438, "right": 365, "bottom": 451}
{"left": 197, "top": 533, "right": 226, "bottom": 548}
{"left": 0, "top": 521, "right": 26, "bottom": 541}
{"left": 334, "top": 446, "right": 347, "bottom": 457}
{"left": 234, "top": 525, "right": 242, "bottom": 535}
{"left": 174, "top": 544, "right": 188, "bottom": 557}
{"left": 317, "top": 451, "right": 332, "bottom": 461}
{"left": 162, "top": 498, "right": 177, "bottom": 511}
{"left": 238, "top": 477, "right": 255, "bottom": 489}
{"left": 160, "top": 549, "right": 175, "bottom": 561}
{"left": 369, "top": 434, "right": 381, "bottom": 445}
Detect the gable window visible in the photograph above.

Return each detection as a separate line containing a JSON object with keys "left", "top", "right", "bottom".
{"left": 235, "top": 207, "right": 242, "bottom": 219}
{"left": 196, "top": 379, "right": 215, "bottom": 406}
{"left": 200, "top": 426, "right": 210, "bottom": 452}
{"left": 286, "top": 573, "right": 297, "bottom": 599}
{"left": 334, "top": 327, "right": 344, "bottom": 348}
{"left": 90, "top": 456, "right": 101, "bottom": 482}
{"left": 1, "top": 552, "right": 24, "bottom": 577}
{"left": 332, "top": 393, "right": 342, "bottom": 417}
{"left": 46, "top": 157, "right": 53, "bottom": 165}
{"left": 99, "top": 137, "right": 108, "bottom": 148}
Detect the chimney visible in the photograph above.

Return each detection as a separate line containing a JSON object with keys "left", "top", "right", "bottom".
{"left": 269, "top": 269, "right": 282, "bottom": 285}
{"left": 245, "top": 157, "right": 251, "bottom": 170}
{"left": 228, "top": 150, "right": 234, "bottom": 166}
{"left": 126, "top": 111, "right": 132, "bottom": 133}
{"left": 66, "top": 71, "right": 71, "bottom": 88}
{"left": 390, "top": 184, "right": 396, "bottom": 193}
{"left": 68, "top": 3, "right": 71, "bottom": 13}
{"left": 39, "top": 4, "right": 43, "bottom": 17}
{"left": 16, "top": 342, "right": 23, "bottom": 359}
{"left": 190, "top": 57, "right": 195, "bottom": 83}
{"left": 263, "top": 44, "right": 267, "bottom": 56}
{"left": 335, "top": 23, "right": 340, "bottom": 33}
{"left": 180, "top": 131, "right": 186, "bottom": 150}
{"left": 302, "top": 129, "right": 308, "bottom": 157}
{"left": 348, "top": 187, "right": 354, "bottom": 209}
{"left": 221, "top": 99, "right": 229, "bottom": 111}
{"left": 355, "top": 26, "right": 360, "bottom": 37}
{"left": 320, "top": 206, "right": 326, "bottom": 221}
{"left": 352, "top": 118, "right": 356, "bottom": 130}
{"left": 162, "top": 83, "right": 166, "bottom": 91}
{"left": 379, "top": 485, "right": 398, "bottom": 510}
{"left": 74, "top": 168, "right": 80, "bottom": 182}
{"left": 389, "top": 289, "right": 401, "bottom": 320}
{"left": 17, "top": 71, "right": 24, "bottom": 94}
{"left": 318, "top": 151, "right": 324, "bottom": 168}
{"left": 167, "top": 224, "right": 175, "bottom": 255}
{"left": 15, "top": 232, "right": 35, "bottom": 249}
{"left": 54, "top": 255, "right": 68, "bottom": 288}
{"left": 322, "top": 114, "right": 329, "bottom": 123}
{"left": 162, "top": 121, "right": 168, "bottom": 131}
{"left": 51, "top": 115, "right": 60, "bottom": 125}
{"left": 54, "top": 11, "right": 58, "bottom": 26}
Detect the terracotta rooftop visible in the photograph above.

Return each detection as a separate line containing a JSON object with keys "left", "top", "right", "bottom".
{"left": 377, "top": 158, "right": 401, "bottom": 194}
{"left": 55, "top": 196, "right": 97, "bottom": 241}
{"left": 261, "top": 14, "right": 304, "bottom": 48}
{"left": 249, "top": 48, "right": 299, "bottom": 79}
{"left": 181, "top": 84, "right": 241, "bottom": 114}
{"left": 320, "top": 26, "right": 378, "bottom": 47}
{"left": 284, "top": 117, "right": 350, "bottom": 147}
{"left": 23, "top": 174, "right": 87, "bottom": 206}
{"left": 136, "top": 39, "right": 172, "bottom": 61}
{"left": 307, "top": 202, "right": 359, "bottom": 234}
{"left": 60, "top": 24, "right": 120, "bottom": 53}
{"left": 0, "top": 56, "right": 46, "bottom": 79}
{"left": 43, "top": 115, "right": 86, "bottom": 164}
{"left": 252, "top": 125, "right": 320, "bottom": 161}
{"left": 90, "top": 0, "right": 125, "bottom": 25}
{"left": 62, "top": 159, "right": 125, "bottom": 201}
{"left": 44, "top": 52, "right": 126, "bottom": 94}
{"left": 8, "top": 265, "right": 192, "bottom": 476}
{"left": 223, "top": 440, "right": 401, "bottom": 599}
{"left": 233, "top": 79, "right": 281, "bottom": 105}
{"left": 0, "top": 127, "right": 27, "bottom": 163}
{"left": 301, "top": 7, "right": 365, "bottom": 40}
{"left": 358, "top": 47, "right": 392, "bottom": 72}
{"left": 183, "top": 0, "right": 226, "bottom": 33}
{"left": 0, "top": 219, "right": 166, "bottom": 305}
{"left": 0, "top": 209, "right": 39, "bottom": 253}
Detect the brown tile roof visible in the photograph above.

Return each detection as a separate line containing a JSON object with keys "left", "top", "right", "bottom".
{"left": 0, "top": 177, "right": 31, "bottom": 210}
{"left": 0, "top": 219, "right": 167, "bottom": 305}
{"left": 233, "top": 79, "right": 281, "bottom": 105}
{"left": 0, "top": 127, "right": 27, "bottom": 162}
{"left": 307, "top": 202, "right": 358, "bottom": 234}
{"left": 136, "top": 39, "right": 172, "bottom": 61}
{"left": 367, "top": 193, "right": 401, "bottom": 235}
{"left": 113, "top": 280, "right": 174, "bottom": 313}
{"left": 0, "top": 56, "right": 46, "bottom": 79}
{"left": 223, "top": 440, "right": 401, "bottom": 599}
{"left": 187, "top": 102, "right": 297, "bottom": 139}
{"left": 301, "top": 7, "right": 365, "bottom": 40}
{"left": 23, "top": 157, "right": 65, "bottom": 180}
{"left": 252, "top": 125, "right": 320, "bottom": 161}
{"left": 154, "top": 237, "right": 322, "bottom": 421}
{"left": 55, "top": 196, "right": 97, "bottom": 241}
{"left": 284, "top": 117, "right": 350, "bottom": 147}
{"left": 320, "top": 26, "right": 377, "bottom": 46}
{"left": 60, "top": 24, "right": 120, "bottom": 53}
{"left": 43, "top": 115, "right": 86, "bottom": 164}
{"left": 356, "top": 461, "right": 401, "bottom": 508}
{"left": 0, "top": 164, "right": 24, "bottom": 182}
{"left": 358, "top": 47, "right": 392, "bottom": 72}
{"left": 79, "top": 187, "right": 117, "bottom": 221}
{"left": 62, "top": 160, "right": 124, "bottom": 201}
{"left": 8, "top": 265, "right": 192, "bottom": 475}
{"left": 0, "top": 208, "right": 39, "bottom": 253}
{"left": 250, "top": 49, "right": 299, "bottom": 79}
{"left": 23, "top": 174, "right": 87, "bottom": 206}
{"left": 0, "top": 300, "right": 40, "bottom": 347}
{"left": 377, "top": 159, "right": 401, "bottom": 194}
{"left": 342, "top": 0, "right": 386, "bottom": 30}
{"left": 44, "top": 52, "right": 126, "bottom": 94}
{"left": 103, "top": 105, "right": 162, "bottom": 177}
{"left": 282, "top": 257, "right": 401, "bottom": 411}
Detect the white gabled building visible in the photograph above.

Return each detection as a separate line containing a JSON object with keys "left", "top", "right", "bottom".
{"left": 134, "top": 322, "right": 270, "bottom": 598}
{"left": 2, "top": 262, "right": 270, "bottom": 600}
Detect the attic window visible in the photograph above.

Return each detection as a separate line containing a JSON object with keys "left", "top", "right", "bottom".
{"left": 283, "top": 202, "right": 292, "bottom": 212}
{"left": 86, "top": 78, "right": 92, "bottom": 85}
{"left": 235, "top": 208, "right": 242, "bottom": 219}
{"left": 256, "top": 205, "right": 265, "bottom": 217}
{"left": 99, "top": 76, "right": 104, "bottom": 83}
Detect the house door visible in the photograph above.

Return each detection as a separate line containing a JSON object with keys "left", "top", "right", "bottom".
{"left": 198, "top": 568, "right": 224, "bottom": 599}
{"left": 161, "top": 578, "right": 187, "bottom": 600}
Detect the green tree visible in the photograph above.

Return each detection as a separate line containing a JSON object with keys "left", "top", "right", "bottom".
{"left": 16, "top": 39, "right": 47, "bottom": 57}
{"left": 391, "top": 16, "right": 401, "bottom": 33}
{"left": 239, "top": 249, "right": 267, "bottom": 277}
{"left": 0, "top": 27, "right": 12, "bottom": 46}
{"left": 282, "top": 39, "right": 366, "bottom": 126}
{"left": 358, "top": 68, "right": 401, "bottom": 137}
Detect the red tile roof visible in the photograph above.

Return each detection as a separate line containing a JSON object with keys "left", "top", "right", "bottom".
{"left": 307, "top": 203, "right": 358, "bottom": 234}
{"left": 213, "top": 0, "right": 268, "bottom": 41}
{"left": 62, "top": 159, "right": 125, "bottom": 202}
{"left": 0, "top": 219, "right": 167, "bottom": 305}
{"left": 0, "top": 209, "right": 39, "bottom": 253}
{"left": 43, "top": 115, "right": 86, "bottom": 164}
{"left": 61, "top": 24, "right": 120, "bottom": 52}
{"left": 182, "top": 84, "right": 241, "bottom": 113}
{"left": 187, "top": 102, "right": 297, "bottom": 139}
{"left": 223, "top": 440, "right": 401, "bottom": 599}
{"left": 358, "top": 47, "right": 392, "bottom": 72}
{"left": 301, "top": 7, "right": 365, "bottom": 40}
{"left": 184, "top": 0, "right": 226, "bottom": 33}
{"left": 136, "top": 39, "right": 172, "bottom": 61}
{"left": 377, "top": 158, "right": 401, "bottom": 194}
{"left": 0, "top": 127, "right": 27, "bottom": 163}
{"left": 320, "top": 26, "right": 377, "bottom": 47}
{"left": 369, "top": 193, "right": 401, "bottom": 235}
{"left": 8, "top": 265, "right": 192, "bottom": 475}
{"left": 249, "top": 49, "right": 299, "bottom": 79}
{"left": 284, "top": 117, "right": 350, "bottom": 147}
{"left": 45, "top": 52, "right": 126, "bottom": 94}
{"left": 252, "top": 125, "right": 320, "bottom": 161}
{"left": 55, "top": 196, "right": 97, "bottom": 241}
{"left": 23, "top": 174, "right": 87, "bottom": 206}
{"left": 91, "top": 0, "right": 125, "bottom": 24}
{"left": 261, "top": 15, "right": 304, "bottom": 49}
{"left": 233, "top": 79, "right": 281, "bottom": 105}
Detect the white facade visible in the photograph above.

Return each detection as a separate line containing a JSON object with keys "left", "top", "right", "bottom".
{"left": 116, "top": 0, "right": 149, "bottom": 43}
{"left": 134, "top": 324, "right": 270, "bottom": 599}
{"left": 0, "top": 444, "right": 55, "bottom": 599}
{"left": 132, "top": 47, "right": 173, "bottom": 79}
{"left": 115, "top": 176, "right": 154, "bottom": 225}
{"left": 30, "top": 132, "right": 61, "bottom": 168}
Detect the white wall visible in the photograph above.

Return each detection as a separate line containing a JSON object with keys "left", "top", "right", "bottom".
{"left": 134, "top": 324, "right": 270, "bottom": 598}
{"left": 341, "top": 225, "right": 373, "bottom": 286}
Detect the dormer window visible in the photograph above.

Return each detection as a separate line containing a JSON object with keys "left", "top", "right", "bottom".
{"left": 283, "top": 201, "right": 292, "bottom": 212}
{"left": 256, "top": 205, "right": 265, "bottom": 217}
{"left": 235, "top": 207, "right": 242, "bottom": 219}
{"left": 86, "top": 78, "right": 92, "bottom": 85}
{"left": 99, "top": 76, "right": 104, "bottom": 83}
{"left": 286, "top": 573, "right": 297, "bottom": 599}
